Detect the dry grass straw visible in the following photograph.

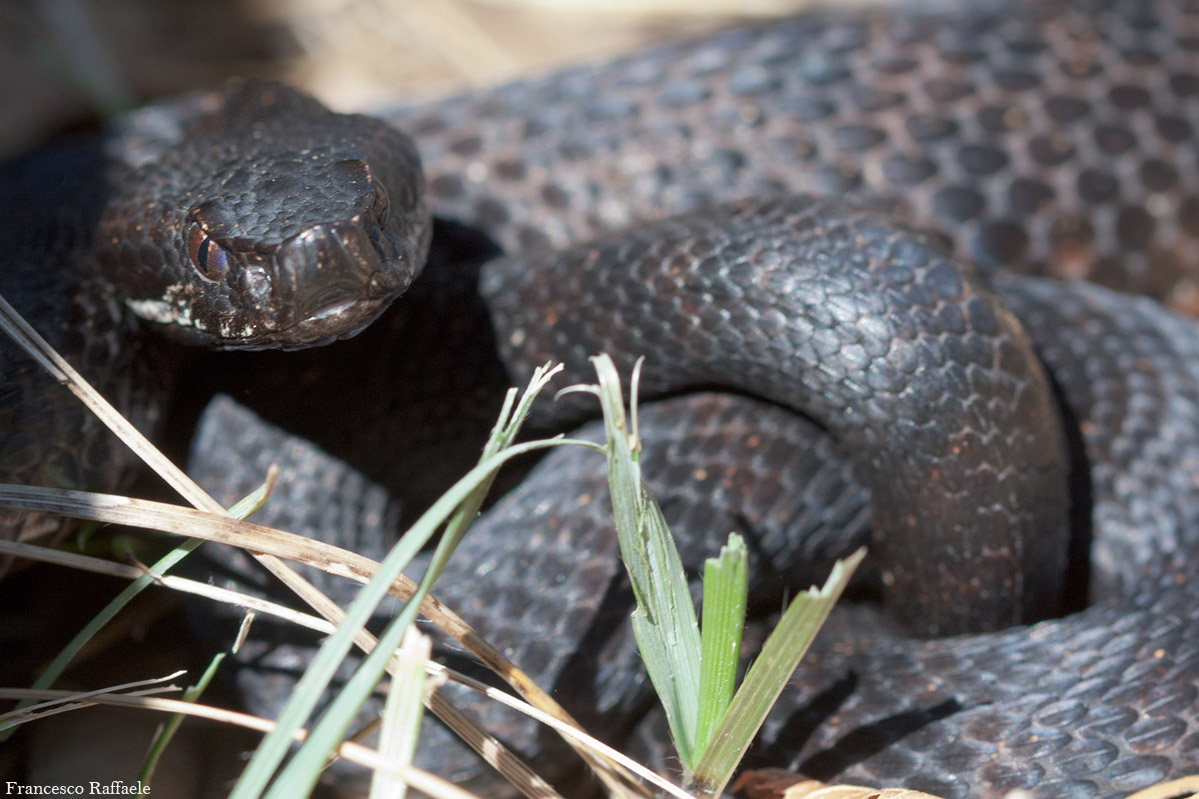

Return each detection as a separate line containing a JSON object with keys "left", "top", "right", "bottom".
{"left": 0, "top": 679, "right": 481, "bottom": 799}
{"left": 0, "top": 292, "right": 653, "bottom": 798}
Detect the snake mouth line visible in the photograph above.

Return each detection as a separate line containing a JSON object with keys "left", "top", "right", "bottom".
{"left": 178, "top": 293, "right": 393, "bottom": 351}
{"left": 275, "top": 294, "right": 392, "bottom": 348}
{"left": 304, "top": 297, "right": 359, "bottom": 322}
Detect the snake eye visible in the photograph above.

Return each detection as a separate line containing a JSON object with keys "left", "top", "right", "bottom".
{"left": 187, "top": 223, "right": 230, "bottom": 281}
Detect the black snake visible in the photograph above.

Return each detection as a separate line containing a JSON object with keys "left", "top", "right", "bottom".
{"left": 4, "top": 0, "right": 1199, "bottom": 797}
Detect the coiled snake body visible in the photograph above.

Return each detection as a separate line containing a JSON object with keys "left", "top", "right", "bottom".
{"left": 5, "top": 0, "right": 1199, "bottom": 797}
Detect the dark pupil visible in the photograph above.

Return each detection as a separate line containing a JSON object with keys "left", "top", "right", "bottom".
{"left": 187, "top": 224, "right": 229, "bottom": 280}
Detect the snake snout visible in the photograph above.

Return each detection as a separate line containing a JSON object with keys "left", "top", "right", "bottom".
{"left": 272, "top": 221, "right": 413, "bottom": 345}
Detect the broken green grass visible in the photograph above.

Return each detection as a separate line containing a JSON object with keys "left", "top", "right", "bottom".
{"left": 232, "top": 364, "right": 583, "bottom": 799}
{"left": 579, "top": 355, "right": 864, "bottom": 797}
{"left": 231, "top": 354, "right": 859, "bottom": 798}
{"left": 695, "top": 534, "right": 747, "bottom": 756}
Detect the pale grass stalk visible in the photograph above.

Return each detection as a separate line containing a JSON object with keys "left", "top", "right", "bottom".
{"left": 0, "top": 538, "right": 339, "bottom": 634}
{"left": 0, "top": 686, "right": 483, "bottom": 799}
{"left": 0, "top": 484, "right": 638, "bottom": 796}
{"left": 0, "top": 294, "right": 377, "bottom": 678}
{"left": 1, "top": 530, "right": 673, "bottom": 798}
{"left": 372, "top": 628, "right": 433, "bottom": 799}
{"left": 430, "top": 671, "right": 697, "bottom": 799}
{"left": 1122, "top": 777, "right": 1199, "bottom": 799}
{"left": 0, "top": 485, "right": 566, "bottom": 798}
{"left": 0, "top": 293, "right": 640, "bottom": 797}
{"left": 0, "top": 672, "right": 186, "bottom": 726}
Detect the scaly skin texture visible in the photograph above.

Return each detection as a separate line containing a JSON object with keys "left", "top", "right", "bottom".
{"left": 371, "top": 1, "right": 1199, "bottom": 792}
{"left": 0, "top": 138, "right": 161, "bottom": 543}
{"left": 386, "top": 0, "right": 1199, "bottom": 308}
{"left": 192, "top": 256, "right": 1199, "bottom": 797}
{"left": 7, "top": 0, "right": 1199, "bottom": 795}
{"left": 483, "top": 196, "right": 1071, "bottom": 636}
{"left": 0, "top": 81, "right": 431, "bottom": 542}
{"left": 735, "top": 276, "right": 1199, "bottom": 799}
{"left": 192, "top": 202, "right": 1199, "bottom": 797}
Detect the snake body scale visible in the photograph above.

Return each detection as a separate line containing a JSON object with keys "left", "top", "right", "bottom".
{"left": 3, "top": 0, "right": 1199, "bottom": 797}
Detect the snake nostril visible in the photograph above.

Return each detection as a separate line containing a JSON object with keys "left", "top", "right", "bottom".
{"left": 235, "top": 263, "right": 271, "bottom": 303}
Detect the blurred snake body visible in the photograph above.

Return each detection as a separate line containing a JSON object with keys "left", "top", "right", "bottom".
{"left": 3, "top": 0, "right": 1199, "bottom": 797}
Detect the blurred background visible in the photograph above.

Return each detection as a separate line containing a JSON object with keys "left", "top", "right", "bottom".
{"left": 0, "top": 0, "right": 868, "bottom": 157}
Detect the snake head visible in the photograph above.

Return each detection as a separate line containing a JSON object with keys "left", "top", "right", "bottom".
{"left": 96, "top": 80, "right": 431, "bottom": 350}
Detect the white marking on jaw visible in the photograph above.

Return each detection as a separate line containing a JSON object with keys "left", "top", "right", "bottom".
{"left": 128, "top": 290, "right": 266, "bottom": 342}
{"left": 126, "top": 297, "right": 197, "bottom": 328}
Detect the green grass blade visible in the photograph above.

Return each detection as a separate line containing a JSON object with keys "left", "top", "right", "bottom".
{"left": 368, "top": 628, "right": 431, "bottom": 799}
{"left": 139, "top": 652, "right": 226, "bottom": 786}
{"left": 230, "top": 438, "right": 565, "bottom": 798}
{"left": 689, "top": 548, "right": 865, "bottom": 797}
{"left": 249, "top": 372, "right": 565, "bottom": 799}
{"left": 694, "top": 534, "right": 747, "bottom": 755}
{"left": 625, "top": 493, "right": 703, "bottom": 766}
{"left": 226, "top": 468, "right": 277, "bottom": 519}
{"left": 589, "top": 355, "right": 703, "bottom": 767}
{"left": 421, "top": 364, "right": 561, "bottom": 588}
